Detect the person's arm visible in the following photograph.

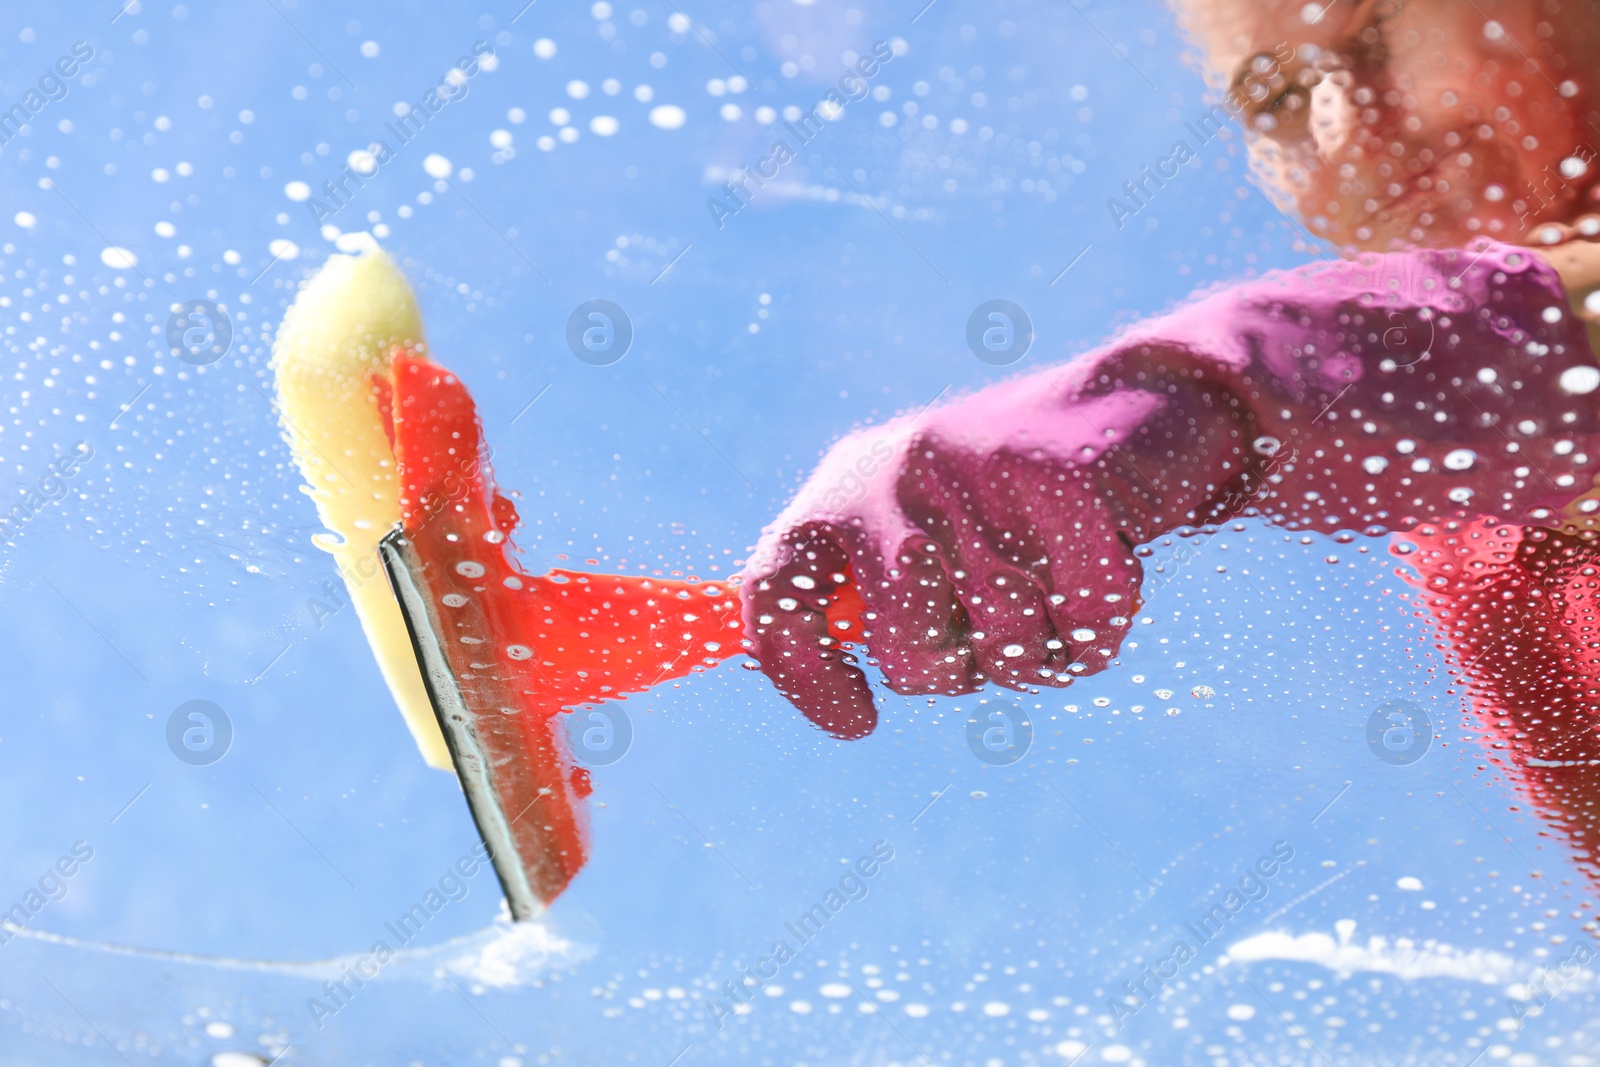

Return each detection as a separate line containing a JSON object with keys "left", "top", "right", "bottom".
{"left": 741, "top": 243, "right": 1600, "bottom": 738}
{"left": 1517, "top": 221, "right": 1600, "bottom": 390}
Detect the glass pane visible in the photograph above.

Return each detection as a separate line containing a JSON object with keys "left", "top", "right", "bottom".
{"left": 3, "top": 2, "right": 1598, "bottom": 1065}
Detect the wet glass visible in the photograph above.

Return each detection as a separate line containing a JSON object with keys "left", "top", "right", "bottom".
{"left": 3, "top": 2, "right": 1598, "bottom": 1066}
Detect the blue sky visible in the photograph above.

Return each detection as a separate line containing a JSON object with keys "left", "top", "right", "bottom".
{"left": 0, "top": 1, "right": 1594, "bottom": 1064}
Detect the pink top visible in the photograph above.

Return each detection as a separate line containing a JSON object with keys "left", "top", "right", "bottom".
{"left": 741, "top": 242, "right": 1600, "bottom": 739}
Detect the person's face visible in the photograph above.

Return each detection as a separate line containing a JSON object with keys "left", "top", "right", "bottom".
{"left": 1188, "top": 0, "right": 1600, "bottom": 251}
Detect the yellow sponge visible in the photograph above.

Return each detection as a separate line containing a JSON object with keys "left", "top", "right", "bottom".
{"left": 269, "top": 235, "right": 452, "bottom": 769}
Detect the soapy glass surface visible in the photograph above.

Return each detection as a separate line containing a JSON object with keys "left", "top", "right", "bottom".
{"left": 0, "top": 1, "right": 1597, "bottom": 1065}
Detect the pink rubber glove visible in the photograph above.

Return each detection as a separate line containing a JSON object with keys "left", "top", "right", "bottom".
{"left": 742, "top": 243, "right": 1600, "bottom": 738}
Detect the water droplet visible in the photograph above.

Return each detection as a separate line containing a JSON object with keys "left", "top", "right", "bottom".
{"left": 1559, "top": 366, "right": 1600, "bottom": 395}
{"left": 649, "top": 104, "right": 687, "bottom": 129}
{"left": 211, "top": 1054, "right": 268, "bottom": 1067}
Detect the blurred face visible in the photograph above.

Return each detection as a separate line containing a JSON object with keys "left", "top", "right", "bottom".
{"left": 1176, "top": 0, "right": 1600, "bottom": 250}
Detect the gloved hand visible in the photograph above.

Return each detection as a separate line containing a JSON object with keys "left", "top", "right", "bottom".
{"left": 738, "top": 373, "right": 1224, "bottom": 739}
{"left": 742, "top": 243, "right": 1600, "bottom": 739}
